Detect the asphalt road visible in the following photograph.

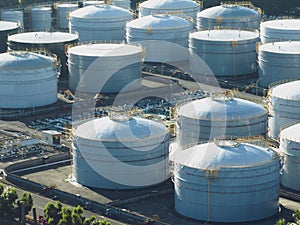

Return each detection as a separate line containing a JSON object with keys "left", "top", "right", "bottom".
{"left": 0, "top": 180, "right": 127, "bottom": 225}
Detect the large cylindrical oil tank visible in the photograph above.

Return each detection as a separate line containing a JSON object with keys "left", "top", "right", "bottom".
{"left": 69, "top": 5, "right": 132, "bottom": 42}
{"left": 279, "top": 123, "right": 300, "bottom": 191}
{"left": 176, "top": 94, "right": 268, "bottom": 148}
{"left": 197, "top": 4, "right": 261, "bottom": 30}
{"left": 268, "top": 80, "right": 300, "bottom": 139}
{"left": 260, "top": 19, "right": 300, "bottom": 44}
{"left": 174, "top": 140, "right": 281, "bottom": 222}
{"left": 68, "top": 43, "right": 143, "bottom": 93}
{"left": 0, "top": 51, "right": 58, "bottom": 108}
{"left": 126, "top": 14, "right": 192, "bottom": 62}
{"left": 72, "top": 114, "right": 169, "bottom": 189}
{"left": 189, "top": 29, "right": 259, "bottom": 77}
{"left": 0, "top": 21, "right": 19, "bottom": 53}
{"left": 258, "top": 41, "right": 300, "bottom": 88}
{"left": 56, "top": 3, "right": 78, "bottom": 31}
{"left": 139, "top": 0, "right": 200, "bottom": 26}
{"left": 7, "top": 32, "right": 79, "bottom": 79}
{"left": 30, "top": 6, "right": 52, "bottom": 31}
{"left": 1, "top": 9, "right": 24, "bottom": 29}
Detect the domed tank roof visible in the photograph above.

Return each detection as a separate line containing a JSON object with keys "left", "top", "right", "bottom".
{"left": 0, "top": 52, "right": 55, "bottom": 70}
{"left": 280, "top": 123, "right": 300, "bottom": 141}
{"left": 70, "top": 4, "right": 132, "bottom": 19}
{"left": 259, "top": 41, "right": 300, "bottom": 54}
{"left": 270, "top": 80, "right": 300, "bottom": 100}
{"left": 74, "top": 116, "right": 168, "bottom": 142}
{"left": 175, "top": 141, "right": 276, "bottom": 169}
{"left": 178, "top": 96, "right": 267, "bottom": 120}
{"left": 8, "top": 32, "right": 79, "bottom": 44}
{"left": 127, "top": 14, "right": 192, "bottom": 29}
{"left": 68, "top": 43, "right": 141, "bottom": 57}
{"left": 198, "top": 4, "right": 260, "bottom": 19}
{"left": 0, "top": 21, "right": 19, "bottom": 31}
{"left": 140, "top": 0, "right": 199, "bottom": 10}
{"left": 190, "top": 29, "right": 259, "bottom": 41}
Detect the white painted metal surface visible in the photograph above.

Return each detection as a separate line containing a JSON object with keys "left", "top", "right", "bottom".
{"left": 197, "top": 4, "right": 261, "bottom": 30}
{"left": 189, "top": 29, "right": 259, "bottom": 76}
{"left": 268, "top": 80, "right": 300, "bottom": 139}
{"left": 69, "top": 4, "right": 132, "bottom": 42}
{"left": 56, "top": 3, "right": 78, "bottom": 30}
{"left": 0, "top": 51, "right": 58, "bottom": 108}
{"left": 73, "top": 116, "right": 169, "bottom": 189}
{"left": 30, "top": 6, "right": 52, "bottom": 31}
{"left": 280, "top": 123, "right": 300, "bottom": 191}
{"left": 139, "top": 0, "right": 200, "bottom": 26}
{"left": 174, "top": 141, "right": 280, "bottom": 222}
{"left": 68, "top": 43, "right": 142, "bottom": 93}
{"left": 1, "top": 9, "right": 24, "bottom": 29}
{"left": 260, "top": 19, "right": 300, "bottom": 44}
{"left": 176, "top": 95, "right": 268, "bottom": 148}
{"left": 258, "top": 41, "right": 300, "bottom": 88}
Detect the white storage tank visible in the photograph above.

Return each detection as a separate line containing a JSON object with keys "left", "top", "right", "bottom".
{"left": 268, "top": 80, "right": 300, "bottom": 139}
{"left": 126, "top": 14, "right": 192, "bottom": 62}
{"left": 83, "top": 1, "right": 105, "bottom": 6}
{"left": 30, "top": 6, "right": 52, "bottom": 32}
{"left": 197, "top": 4, "right": 261, "bottom": 30}
{"left": 0, "top": 51, "right": 58, "bottom": 108}
{"left": 1, "top": 9, "right": 24, "bottom": 29}
{"left": 111, "top": 0, "right": 131, "bottom": 10}
{"left": 189, "top": 29, "right": 259, "bottom": 77}
{"left": 138, "top": 0, "right": 200, "bottom": 26}
{"left": 56, "top": 3, "right": 78, "bottom": 31}
{"left": 279, "top": 123, "right": 300, "bottom": 191}
{"left": 174, "top": 140, "right": 281, "bottom": 222}
{"left": 69, "top": 4, "right": 132, "bottom": 42}
{"left": 0, "top": 21, "right": 19, "bottom": 53}
{"left": 260, "top": 19, "right": 300, "bottom": 44}
{"left": 176, "top": 94, "right": 268, "bottom": 148}
{"left": 7, "top": 32, "right": 79, "bottom": 79}
{"left": 258, "top": 41, "right": 300, "bottom": 88}
{"left": 68, "top": 43, "right": 143, "bottom": 93}
{"left": 72, "top": 114, "right": 169, "bottom": 189}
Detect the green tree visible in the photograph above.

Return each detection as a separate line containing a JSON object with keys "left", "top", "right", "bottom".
{"left": 100, "top": 219, "right": 111, "bottom": 225}
{"left": 18, "top": 192, "right": 33, "bottom": 214}
{"left": 15, "top": 192, "right": 33, "bottom": 221}
{"left": 72, "top": 205, "right": 84, "bottom": 225}
{"left": 58, "top": 206, "right": 72, "bottom": 225}
{"left": 276, "top": 209, "right": 300, "bottom": 225}
{"left": 277, "top": 218, "right": 286, "bottom": 225}
{"left": 83, "top": 216, "right": 97, "bottom": 225}
{"left": 292, "top": 210, "right": 300, "bottom": 224}
{"left": 83, "top": 216, "right": 111, "bottom": 225}
{"left": 44, "top": 201, "right": 62, "bottom": 225}
{"left": 2, "top": 186, "right": 18, "bottom": 219}
{"left": 3, "top": 186, "right": 18, "bottom": 206}
{"left": 0, "top": 183, "right": 4, "bottom": 195}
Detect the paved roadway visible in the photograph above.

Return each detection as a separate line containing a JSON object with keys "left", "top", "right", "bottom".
{"left": 0, "top": 179, "right": 127, "bottom": 225}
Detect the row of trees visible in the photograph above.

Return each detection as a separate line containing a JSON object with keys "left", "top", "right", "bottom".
{"left": 0, "top": 183, "right": 111, "bottom": 225}
{"left": 44, "top": 201, "right": 111, "bottom": 225}
{"left": 0, "top": 183, "right": 33, "bottom": 223}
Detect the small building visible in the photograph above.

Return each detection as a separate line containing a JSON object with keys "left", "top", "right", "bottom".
{"left": 41, "top": 130, "right": 62, "bottom": 146}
